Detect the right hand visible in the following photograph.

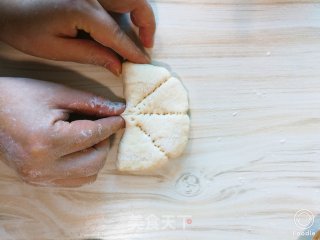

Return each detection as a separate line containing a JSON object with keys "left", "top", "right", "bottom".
{"left": 0, "top": 0, "right": 156, "bottom": 75}
{"left": 0, "top": 77, "right": 125, "bottom": 187}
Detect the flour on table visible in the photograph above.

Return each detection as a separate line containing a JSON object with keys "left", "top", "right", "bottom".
{"left": 117, "top": 62, "right": 190, "bottom": 171}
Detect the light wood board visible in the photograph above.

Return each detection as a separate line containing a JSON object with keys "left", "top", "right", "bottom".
{"left": 1, "top": 0, "right": 320, "bottom": 239}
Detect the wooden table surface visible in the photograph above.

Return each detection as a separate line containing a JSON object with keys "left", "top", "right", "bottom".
{"left": 1, "top": 0, "right": 320, "bottom": 239}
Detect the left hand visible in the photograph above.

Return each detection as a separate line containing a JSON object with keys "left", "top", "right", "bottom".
{"left": 0, "top": 0, "right": 156, "bottom": 75}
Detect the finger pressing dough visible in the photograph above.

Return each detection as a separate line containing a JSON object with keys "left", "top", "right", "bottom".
{"left": 117, "top": 62, "right": 190, "bottom": 171}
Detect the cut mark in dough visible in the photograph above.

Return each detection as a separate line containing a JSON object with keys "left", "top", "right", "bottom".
{"left": 133, "top": 75, "right": 170, "bottom": 108}
{"left": 135, "top": 122, "right": 168, "bottom": 158}
{"left": 117, "top": 62, "right": 190, "bottom": 171}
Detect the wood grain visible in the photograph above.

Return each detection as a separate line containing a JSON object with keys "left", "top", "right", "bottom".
{"left": 1, "top": 1, "right": 320, "bottom": 239}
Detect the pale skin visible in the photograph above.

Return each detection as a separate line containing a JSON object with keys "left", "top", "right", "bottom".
{"left": 0, "top": 0, "right": 156, "bottom": 187}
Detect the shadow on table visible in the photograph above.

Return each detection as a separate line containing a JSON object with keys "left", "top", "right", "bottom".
{"left": 0, "top": 56, "right": 122, "bottom": 102}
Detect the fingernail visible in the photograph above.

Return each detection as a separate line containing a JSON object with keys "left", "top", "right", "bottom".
{"left": 105, "top": 62, "right": 121, "bottom": 76}
{"left": 142, "top": 36, "right": 154, "bottom": 48}
{"left": 111, "top": 67, "right": 121, "bottom": 76}
{"left": 119, "top": 116, "right": 126, "bottom": 128}
{"left": 135, "top": 45, "right": 151, "bottom": 64}
{"left": 114, "top": 102, "right": 126, "bottom": 109}
{"left": 106, "top": 101, "right": 126, "bottom": 113}
{"left": 112, "top": 64, "right": 121, "bottom": 76}
{"left": 144, "top": 52, "right": 151, "bottom": 63}
{"left": 149, "top": 36, "right": 155, "bottom": 48}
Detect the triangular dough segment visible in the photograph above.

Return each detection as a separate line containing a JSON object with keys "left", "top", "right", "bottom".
{"left": 133, "top": 114, "right": 190, "bottom": 158}
{"left": 123, "top": 62, "right": 171, "bottom": 111}
{"left": 117, "top": 117, "right": 168, "bottom": 171}
{"left": 118, "top": 62, "right": 190, "bottom": 171}
{"left": 135, "top": 77, "right": 189, "bottom": 114}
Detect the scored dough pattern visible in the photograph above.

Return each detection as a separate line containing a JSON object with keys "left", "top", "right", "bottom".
{"left": 133, "top": 75, "right": 170, "bottom": 108}
{"left": 118, "top": 63, "right": 190, "bottom": 171}
{"left": 125, "top": 76, "right": 180, "bottom": 157}
{"left": 135, "top": 122, "right": 168, "bottom": 157}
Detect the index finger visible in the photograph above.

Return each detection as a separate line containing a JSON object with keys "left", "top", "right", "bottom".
{"left": 80, "top": 5, "right": 150, "bottom": 64}
{"left": 98, "top": 0, "right": 156, "bottom": 48}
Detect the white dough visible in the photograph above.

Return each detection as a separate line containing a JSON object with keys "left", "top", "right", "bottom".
{"left": 117, "top": 62, "right": 190, "bottom": 171}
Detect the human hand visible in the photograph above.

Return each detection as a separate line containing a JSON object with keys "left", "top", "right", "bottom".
{"left": 0, "top": 0, "right": 156, "bottom": 75}
{"left": 0, "top": 78, "right": 125, "bottom": 187}
{"left": 97, "top": 0, "right": 156, "bottom": 48}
